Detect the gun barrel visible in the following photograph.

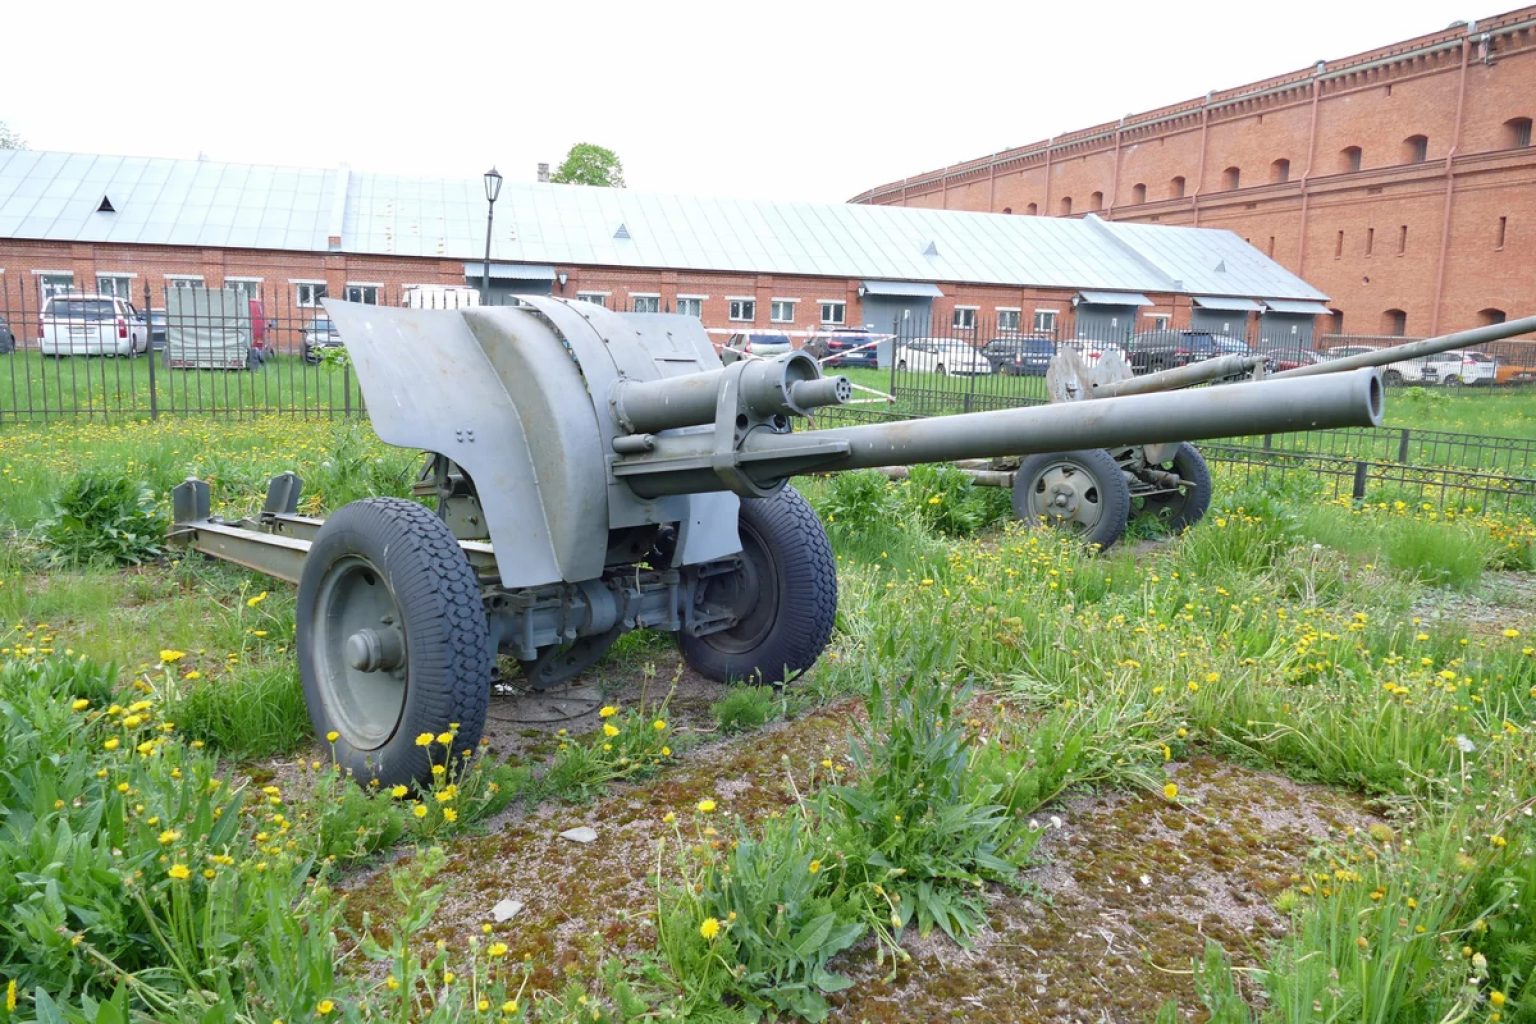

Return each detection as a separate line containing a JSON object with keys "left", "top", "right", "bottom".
{"left": 1274, "top": 315, "right": 1536, "bottom": 379}
{"left": 1093, "top": 353, "right": 1266, "bottom": 398}
{"left": 612, "top": 351, "right": 848, "bottom": 433}
{"left": 793, "top": 366, "right": 1382, "bottom": 471}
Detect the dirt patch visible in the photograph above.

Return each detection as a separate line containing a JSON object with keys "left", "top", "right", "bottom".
{"left": 827, "top": 756, "right": 1379, "bottom": 1024}
{"left": 1412, "top": 569, "right": 1536, "bottom": 637}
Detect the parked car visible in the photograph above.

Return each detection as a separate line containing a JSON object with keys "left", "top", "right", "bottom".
{"left": 1428, "top": 349, "right": 1497, "bottom": 386}
{"left": 302, "top": 316, "right": 343, "bottom": 364}
{"left": 720, "top": 331, "right": 793, "bottom": 364}
{"left": 1378, "top": 356, "right": 1439, "bottom": 386}
{"left": 1125, "top": 329, "right": 1222, "bottom": 373}
{"left": 148, "top": 308, "right": 168, "bottom": 350}
{"left": 981, "top": 336, "right": 1056, "bottom": 376}
{"left": 38, "top": 294, "right": 150, "bottom": 357}
{"left": 1059, "top": 338, "right": 1127, "bottom": 367}
{"left": 894, "top": 337, "right": 992, "bottom": 376}
{"left": 1323, "top": 344, "right": 1383, "bottom": 360}
{"left": 0, "top": 314, "right": 14, "bottom": 354}
{"left": 1253, "top": 341, "right": 1324, "bottom": 373}
{"left": 807, "top": 328, "right": 880, "bottom": 369}
{"left": 1208, "top": 334, "right": 1252, "bottom": 356}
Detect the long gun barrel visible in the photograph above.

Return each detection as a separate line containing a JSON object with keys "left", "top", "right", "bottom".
{"left": 1273, "top": 315, "right": 1536, "bottom": 378}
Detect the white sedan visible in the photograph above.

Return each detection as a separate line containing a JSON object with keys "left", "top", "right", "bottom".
{"left": 894, "top": 337, "right": 992, "bottom": 376}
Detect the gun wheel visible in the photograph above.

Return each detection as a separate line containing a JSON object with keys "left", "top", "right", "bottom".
{"left": 1013, "top": 449, "right": 1132, "bottom": 551}
{"left": 1134, "top": 442, "right": 1212, "bottom": 531}
{"left": 680, "top": 486, "right": 837, "bottom": 685}
{"left": 297, "top": 497, "right": 490, "bottom": 787}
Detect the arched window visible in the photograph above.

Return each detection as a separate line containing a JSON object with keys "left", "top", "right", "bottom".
{"left": 1477, "top": 308, "right": 1507, "bottom": 326}
{"left": 1060, "top": 196, "right": 1073, "bottom": 215}
{"left": 1382, "top": 309, "right": 1407, "bottom": 336}
{"left": 1222, "top": 166, "right": 1241, "bottom": 190}
{"left": 1131, "top": 182, "right": 1147, "bottom": 204}
{"left": 1089, "top": 191, "right": 1104, "bottom": 211}
{"left": 1025, "top": 202, "right": 1038, "bottom": 216}
{"left": 1001, "top": 206, "right": 1012, "bottom": 215}
{"left": 1270, "top": 158, "right": 1290, "bottom": 183}
{"left": 1505, "top": 117, "right": 1533, "bottom": 148}
{"left": 1402, "top": 135, "right": 1429, "bottom": 163}
{"left": 1328, "top": 308, "right": 1345, "bottom": 335}
{"left": 1170, "top": 175, "right": 1186, "bottom": 198}
{"left": 1341, "top": 146, "right": 1363, "bottom": 172}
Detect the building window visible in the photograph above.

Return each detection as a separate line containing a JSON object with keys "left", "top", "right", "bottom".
{"left": 1477, "top": 308, "right": 1507, "bottom": 326}
{"left": 631, "top": 293, "right": 660, "bottom": 313}
{"left": 1131, "top": 183, "right": 1146, "bottom": 204}
{"left": 728, "top": 298, "right": 755, "bottom": 322}
{"left": 344, "top": 284, "right": 380, "bottom": 304}
{"left": 1089, "top": 191, "right": 1104, "bottom": 211}
{"left": 225, "top": 278, "right": 263, "bottom": 302}
{"left": 1267, "top": 236, "right": 1276, "bottom": 257}
{"left": 1397, "top": 225, "right": 1408, "bottom": 255}
{"left": 1060, "top": 196, "right": 1073, "bottom": 216}
{"left": 1382, "top": 309, "right": 1407, "bottom": 336}
{"left": 1170, "top": 176, "right": 1186, "bottom": 198}
{"left": 96, "top": 274, "right": 133, "bottom": 299}
{"left": 1335, "top": 230, "right": 1344, "bottom": 258}
{"left": 167, "top": 275, "right": 204, "bottom": 289}
{"left": 38, "top": 273, "right": 74, "bottom": 301}
{"left": 1001, "top": 206, "right": 1012, "bottom": 215}
{"left": 952, "top": 306, "right": 977, "bottom": 331}
{"left": 1032, "top": 309, "right": 1058, "bottom": 335}
{"left": 1147, "top": 313, "right": 1171, "bottom": 330}
{"left": 1222, "top": 166, "right": 1241, "bottom": 190}
{"left": 575, "top": 291, "right": 608, "bottom": 308}
{"left": 996, "top": 308, "right": 1021, "bottom": 333}
{"left": 1505, "top": 117, "right": 1533, "bottom": 148}
{"left": 676, "top": 295, "right": 704, "bottom": 317}
{"left": 1496, "top": 216, "right": 1507, "bottom": 249}
{"left": 1402, "top": 134, "right": 1429, "bottom": 163}
{"left": 1365, "top": 227, "right": 1375, "bottom": 256}
{"left": 769, "top": 299, "right": 797, "bottom": 323}
{"left": 1270, "top": 158, "right": 1290, "bottom": 183}
{"left": 1025, "top": 202, "right": 1038, "bottom": 215}
{"left": 819, "top": 300, "right": 846, "bottom": 326}
{"left": 1341, "top": 146, "right": 1363, "bottom": 172}
{"left": 295, "top": 281, "right": 327, "bottom": 307}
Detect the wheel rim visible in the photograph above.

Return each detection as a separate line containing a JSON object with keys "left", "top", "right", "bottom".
{"left": 1027, "top": 461, "right": 1107, "bottom": 532}
{"left": 313, "top": 555, "right": 408, "bottom": 749}
{"left": 695, "top": 518, "right": 779, "bottom": 654}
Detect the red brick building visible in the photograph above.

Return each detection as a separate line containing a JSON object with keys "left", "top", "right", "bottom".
{"left": 851, "top": 7, "right": 1536, "bottom": 339}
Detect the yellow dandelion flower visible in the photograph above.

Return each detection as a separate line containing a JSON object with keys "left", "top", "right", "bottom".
{"left": 697, "top": 798, "right": 716, "bottom": 813}
{"left": 663, "top": 811, "right": 676, "bottom": 824}
{"left": 599, "top": 705, "right": 618, "bottom": 718}
{"left": 653, "top": 719, "right": 667, "bottom": 731}
{"left": 442, "top": 807, "right": 458, "bottom": 823}
{"left": 502, "top": 1001, "right": 519, "bottom": 1014}
{"left": 1503, "top": 628, "right": 1520, "bottom": 639}
{"left": 1163, "top": 783, "right": 1179, "bottom": 801}
{"left": 489, "top": 942, "right": 508, "bottom": 957}
{"left": 6, "top": 978, "right": 15, "bottom": 1013}
{"left": 390, "top": 785, "right": 408, "bottom": 799}
{"left": 415, "top": 732, "right": 434, "bottom": 747}
{"left": 159, "top": 649, "right": 185, "bottom": 663}
{"left": 603, "top": 723, "right": 619, "bottom": 738}
{"left": 435, "top": 730, "right": 454, "bottom": 745}
{"left": 316, "top": 998, "right": 335, "bottom": 1015}
{"left": 158, "top": 829, "right": 181, "bottom": 845}
{"left": 1490, "top": 991, "right": 1507, "bottom": 1008}
{"left": 167, "top": 863, "right": 191, "bottom": 880}
{"left": 699, "top": 917, "right": 721, "bottom": 940}
{"left": 246, "top": 591, "right": 268, "bottom": 608}
{"left": 71, "top": 698, "right": 89, "bottom": 711}
{"left": 413, "top": 804, "right": 428, "bottom": 819}
{"left": 103, "top": 737, "right": 120, "bottom": 751}
{"left": 325, "top": 730, "right": 339, "bottom": 743}
{"left": 809, "top": 859, "right": 822, "bottom": 874}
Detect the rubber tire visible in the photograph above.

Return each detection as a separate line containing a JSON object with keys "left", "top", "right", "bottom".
{"left": 1383, "top": 370, "right": 1404, "bottom": 386}
{"left": 1138, "top": 442, "right": 1212, "bottom": 531}
{"left": 1012, "top": 448, "right": 1132, "bottom": 551}
{"left": 297, "top": 498, "right": 490, "bottom": 787}
{"left": 897, "top": 359, "right": 908, "bottom": 371}
{"left": 935, "top": 362, "right": 947, "bottom": 375}
{"left": 679, "top": 486, "right": 837, "bottom": 685}
{"left": 1442, "top": 375, "right": 1462, "bottom": 388}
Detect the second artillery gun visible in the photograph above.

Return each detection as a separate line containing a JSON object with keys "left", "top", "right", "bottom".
{"left": 171, "top": 297, "right": 1383, "bottom": 786}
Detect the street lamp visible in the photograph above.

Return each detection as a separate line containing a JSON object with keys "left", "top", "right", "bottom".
{"left": 481, "top": 166, "right": 503, "bottom": 303}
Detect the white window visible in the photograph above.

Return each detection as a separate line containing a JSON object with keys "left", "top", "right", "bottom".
{"left": 819, "top": 300, "right": 846, "bottom": 326}
{"left": 294, "top": 281, "right": 327, "bottom": 307}
{"left": 37, "top": 272, "right": 74, "bottom": 301}
{"left": 770, "top": 299, "right": 797, "bottom": 323}
{"left": 1146, "top": 313, "right": 1171, "bottom": 329}
{"left": 167, "top": 275, "right": 204, "bottom": 289}
{"left": 96, "top": 274, "right": 135, "bottom": 299}
{"left": 225, "top": 278, "right": 263, "bottom": 303}
{"left": 1032, "top": 309, "right": 1059, "bottom": 334}
{"left": 996, "top": 308, "right": 1021, "bottom": 333}
{"left": 728, "top": 297, "right": 756, "bottom": 322}
{"left": 576, "top": 291, "right": 608, "bottom": 308}
{"left": 952, "top": 306, "right": 978, "bottom": 330}
{"left": 676, "top": 295, "right": 705, "bottom": 317}
{"left": 345, "top": 283, "right": 380, "bottom": 304}
{"left": 630, "top": 293, "right": 660, "bottom": 313}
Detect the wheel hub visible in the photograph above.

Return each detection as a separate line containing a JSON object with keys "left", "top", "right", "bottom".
{"left": 1033, "top": 465, "right": 1102, "bottom": 529}
{"left": 314, "top": 557, "right": 408, "bottom": 750}
{"left": 346, "top": 626, "right": 406, "bottom": 672}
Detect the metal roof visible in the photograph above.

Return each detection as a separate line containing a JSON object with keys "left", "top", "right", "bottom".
{"left": 0, "top": 150, "right": 1328, "bottom": 301}
{"left": 863, "top": 280, "right": 944, "bottom": 297}
{"left": 463, "top": 262, "right": 556, "bottom": 279}
{"left": 1078, "top": 290, "right": 1153, "bottom": 306}
{"left": 1193, "top": 295, "right": 1265, "bottom": 311}
{"left": 1264, "top": 299, "right": 1333, "bottom": 315}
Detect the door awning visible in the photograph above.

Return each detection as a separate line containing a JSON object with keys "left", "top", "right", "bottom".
{"left": 462, "top": 262, "right": 557, "bottom": 280}
{"left": 1193, "top": 295, "right": 1263, "bottom": 312}
{"left": 861, "top": 280, "right": 944, "bottom": 298}
{"left": 1262, "top": 299, "right": 1331, "bottom": 315}
{"left": 1077, "top": 290, "right": 1152, "bottom": 306}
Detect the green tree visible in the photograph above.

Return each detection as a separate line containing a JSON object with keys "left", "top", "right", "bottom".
{"left": 549, "top": 143, "right": 625, "bottom": 187}
{"left": 0, "top": 121, "right": 24, "bottom": 149}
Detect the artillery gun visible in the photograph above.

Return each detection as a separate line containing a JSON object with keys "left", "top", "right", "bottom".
{"left": 969, "top": 316, "right": 1536, "bottom": 549}
{"left": 170, "top": 297, "right": 1383, "bottom": 786}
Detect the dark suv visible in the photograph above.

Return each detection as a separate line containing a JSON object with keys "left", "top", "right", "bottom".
{"left": 1125, "top": 330, "right": 1222, "bottom": 374}
{"left": 806, "top": 328, "right": 879, "bottom": 369}
{"left": 981, "top": 336, "right": 1056, "bottom": 376}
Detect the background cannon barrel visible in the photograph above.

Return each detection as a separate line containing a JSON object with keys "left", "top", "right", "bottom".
{"left": 1274, "top": 315, "right": 1536, "bottom": 379}
{"left": 1092, "top": 353, "right": 1267, "bottom": 398}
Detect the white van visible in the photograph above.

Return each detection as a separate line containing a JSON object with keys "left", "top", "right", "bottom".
{"left": 38, "top": 294, "right": 150, "bottom": 357}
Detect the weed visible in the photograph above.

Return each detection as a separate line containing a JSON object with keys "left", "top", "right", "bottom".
{"left": 40, "top": 470, "right": 165, "bottom": 566}
{"left": 711, "top": 685, "right": 780, "bottom": 734}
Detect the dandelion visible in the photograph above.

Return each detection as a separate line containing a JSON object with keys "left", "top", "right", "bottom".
{"left": 159, "top": 649, "right": 185, "bottom": 663}
{"left": 247, "top": 591, "right": 268, "bottom": 608}
{"left": 158, "top": 829, "right": 181, "bottom": 845}
{"left": 103, "top": 737, "right": 120, "bottom": 751}
{"left": 183, "top": 670, "right": 202, "bottom": 680}
{"left": 390, "top": 785, "right": 408, "bottom": 798}
{"left": 71, "top": 698, "right": 89, "bottom": 711}
{"left": 415, "top": 732, "right": 434, "bottom": 747}
{"left": 316, "top": 999, "right": 335, "bottom": 1015}
{"left": 6, "top": 978, "right": 15, "bottom": 1013}
{"left": 1491, "top": 991, "right": 1507, "bottom": 1008}
{"left": 502, "top": 1001, "right": 519, "bottom": 1014}
{"left": 167, "top": 863, "right": 191, "bottom": 880}
{"left": 663, "top": 811, "right": 676, "bottom": 824}
{"left": 1163, "top": 783, "right": 1179, "bottom": 801}
{"left": 325, "top": 730, "right": 339, "bottom": 743}
{"left": 697, "top": 798, "right": 716, "bottom": 813}
{"left": 489, "top": 942, "right": 508, "bottom": 957}
{"left": 1503, "top": 628, "right": 1521, "bottom": 639}
{"left": 653, "top": 719, "right": 667, "bottom": 731}
{"left": 599, "top": 706, "right": 618, "bottom": 718}
{"left": 809, "top": 859, "right": 822, "bottom": 874}
{"left": 699, "top": 917, "right": 721, "bottom": 940}
{"left": 413, "top": 804, "right": 428, "bottom": 819}
{"left": 385, "top": 975, "right": 400, "bottom": 991}
{"left": 443, "top": 807, "right": 458, "bottom": 823}
{"left": 603, "top": 723, "right": 619, "bottom": 738}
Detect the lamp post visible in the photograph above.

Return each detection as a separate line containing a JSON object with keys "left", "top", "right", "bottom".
{"left": 481, "top": 166, "right": 503, "bottom": 304}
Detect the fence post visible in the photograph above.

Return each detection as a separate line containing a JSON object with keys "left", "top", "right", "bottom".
{"left": 144, "top": 282, "right": 159, "bottom": 420}
{"left": 1398, "top": 428, "right": 1411, "bottom": 464}
{"left": 1262, "top": 433, "right": 1273, "bottom": 451}
{"left": 343, "top": 362, "right": 353, "bottom": 418}
{"left": 1352, "top": 461, "right": 1369, "bottom": 501}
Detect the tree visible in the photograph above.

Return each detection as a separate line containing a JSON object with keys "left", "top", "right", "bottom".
{"left": 549, "top": 143, "right": 625, "bottom": 188}
{"left": 0, "top": 121, "right": 24, "bottom": 150}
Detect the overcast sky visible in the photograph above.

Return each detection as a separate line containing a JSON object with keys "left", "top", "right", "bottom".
{"left": 3, "top": 0, "right": 1499, "bottom": 202}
